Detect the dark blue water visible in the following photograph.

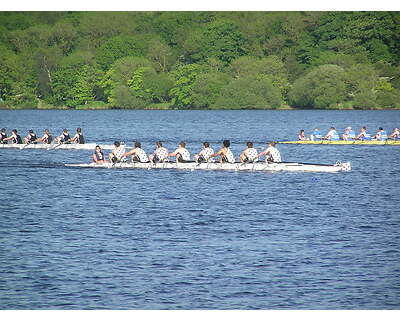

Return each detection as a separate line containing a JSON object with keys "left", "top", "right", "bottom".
{"left": 0, "top": 110, "right": 399, "bottom": 309}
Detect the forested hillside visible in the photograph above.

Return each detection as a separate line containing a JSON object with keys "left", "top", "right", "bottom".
{"left": 1, "top": 11, "right": 399, "bottom": 109}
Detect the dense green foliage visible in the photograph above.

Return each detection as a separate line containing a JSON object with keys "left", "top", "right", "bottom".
{"left": 0, "top": 11, "right": 399, "bottom": 109}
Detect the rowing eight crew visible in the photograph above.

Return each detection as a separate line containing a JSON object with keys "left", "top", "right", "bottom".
{"left": 0, "top": 128, "right": 85, "bottom": 145}
{"left": 298, "top": 127, "right": 400, "bottom": 141}
{"left": 93, "top": 140, "right": 282, "bottom": 165}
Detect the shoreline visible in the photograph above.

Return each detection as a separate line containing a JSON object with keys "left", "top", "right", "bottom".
{"left": 1, "top": 104, "right": 399, "bottom": 111}
{"left": 1, "top": 107, "right": 399, "bottom": 111}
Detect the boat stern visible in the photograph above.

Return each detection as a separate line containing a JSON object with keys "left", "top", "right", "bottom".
{"left": 337, "top": 161, "right": 351, "bottom": 172}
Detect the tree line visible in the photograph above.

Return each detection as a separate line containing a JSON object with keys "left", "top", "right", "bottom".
{"left": 1, "top": 11, "right": 399, "bottom": 110}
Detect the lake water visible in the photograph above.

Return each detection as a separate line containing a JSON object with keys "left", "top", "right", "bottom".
{"left": 0, "top": 110, "right": 399, "bottom": 309}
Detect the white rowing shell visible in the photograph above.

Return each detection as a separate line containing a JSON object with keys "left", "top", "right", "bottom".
{"left": 0, "top": 143, "right": 115, "bottom": 150}
{"left": 65, "top": 161, "right": 351, "bottom": 173}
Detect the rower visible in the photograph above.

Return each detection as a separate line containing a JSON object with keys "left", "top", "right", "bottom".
{"left": 123, "top": 141, "right": 149, "bottom": 163}
{"left": 310, "top": 128, "right": 322, "bottom": 141}
{"left": 211, "top": 139, "right": 235, "bottom": 163}
{"left": 194, "top": 142, "right": 214, "bottom": 163}
{"left": 298, "top": 129, "right": 309, "bottom": 141}
{"left": 168, "top": 141, "right": 190, "bottom": 162}
{"left": 24, "top": 129, "right": 38, "bottom": 144}
{"left": 323, "top": 127, "right": 340, "bottom": 141}
{"left": 239, "top": 141, "right": 258, "bottom": 163}
{"left": 3, "top": 129, "right": 22, "bottom": 144}
{"left": 168, "top": 141, "right": 191, "bottom": 163}
{"left": 388, "top": 128, "right": 400, "bottom": 140}
{"left": 355, "top": 126, "right": 371, "bottom": 140}
{"left": 37, "top": 129, "right": 53, "bottom": 144}
{"left": 70, "top": 127, "right": 85, "bottom": 144}
{"left": 0, "top": 128, "right": 7, "bottom": 144}
{"left": 109, "top": 141, "right": 126, "bottom": 163}
{"left": 92, "top": 145, "right": 106, "bottom": 164}
{"left": 373, "top": 127, "right": 388, "bottom": 141}
{"left": 56, "top": 129, "right": 71, "bottom": 144}
{"left": 342, "top": 127, "right": 355, "bottom": 140}
{"left": 148, "top": 141, "right": 169, "bottom": 163}
{"left": 257, "top": 142, "right": 281, "bottom": 163}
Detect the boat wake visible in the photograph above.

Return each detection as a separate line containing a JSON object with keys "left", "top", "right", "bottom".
{"left": 0, "top": 161, "right": 66, "bottom": 169}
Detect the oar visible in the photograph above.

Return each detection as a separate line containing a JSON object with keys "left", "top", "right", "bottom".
{"left": 52, "top": 142, "right": 65, "bottom": 150}
{"left": 46, "top": 140, "right": 58, "bottom": 150}
{"left": 110, "top": 156, "right": 123, "bottom": 168}
{"left": 20, "top": 139, "right": 40, "bottom": 149}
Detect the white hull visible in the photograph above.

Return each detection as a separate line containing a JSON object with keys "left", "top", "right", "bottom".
{"left": 65, "top": 161, "right": 351, "bottom": 173}
{"left": 0, "top": 143, "right": 115, "bottom": 150}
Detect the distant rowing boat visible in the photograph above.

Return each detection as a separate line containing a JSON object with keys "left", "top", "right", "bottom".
{"left": 279, "top": 140, "right": 400, "bottom": 145}
{"left": 65, "top": 161, "right": 351, "bottom": 173}
{"left": 0, "top": 143, "right": 115, "bottom": 150}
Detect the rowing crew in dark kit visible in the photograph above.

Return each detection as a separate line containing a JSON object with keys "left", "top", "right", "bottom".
{"left": 0, "top": 128, "right": 84, "bottom": 145}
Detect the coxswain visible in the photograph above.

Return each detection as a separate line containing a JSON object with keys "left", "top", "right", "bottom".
{"left": 56, "top": 129, "right": 71, "bottom": 144}
{"left": 37, "top": 129, "right": 53, "bottom": 144}
{"left": 211, "top": 139, "right": 235, "bottom": 163}
{"left": 373, "top": 127, "right": 388, "bottom": 141}
{"left": 355, "top": 126, "right": 371, "bottom": 140}
{"left": 323, "top": 127, "right": 340, "bottom": 141}
{"left": 298, "top": 129, "right": 309, "bottom": 141}
{"left": 24, "top": 129, "right": 38, "bottom": 144}
{"left": 3, "top": 129, "right": 22, "bottom": 144}
{"left": 70, "top": 127, "right": 85, "bottom": 144}
{"left": 239, "top": 141, "right": 258, "bottom": 163}
{"left": 148, "top": 141, "right": 169, "bottom": 163}
{"left": 388, "top": 128, "right": 400, "bottom": 140}
{"left": 123, "top": 141, "right": 149, "bottom": 163}
{"left": 92, "top": 145, "right": 106, "bottom": 164}
{"left": 342, "top": 127, "right": 356, "bottom": 140}
{"left": 168, "top": 141, "right": 191, "bottom": 163}
{"left": 109, "top": 141, "right": 126, "bottom": 163}
{"left": 310, "top": 128, "right": 322, "bottom": 141}
{"left": 0, "top": 128, "right": 7, "bottom": 144}
{"left": 257, "top": 142, "right": 282, "bottom": 163}
{"left": 194, "top": 142, "right": 214, "bottom": 163}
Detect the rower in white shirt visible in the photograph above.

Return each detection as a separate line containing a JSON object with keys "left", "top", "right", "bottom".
{"left": 323, "top": 127, "right": 340, "bottom": 141}
{"left": 194, "top": 142, "right": 214, "bottom": 163}
{"left": 148, "top": 141, "right": 169, "bottom": 163}
{"left": 239, "top": 141, "right": 258, "bottom": 163}
{"left": 168, "top": 141, "right": 191, "bottom": 163}
{"left": 109, "top": 141, "right": 126, "bottom": 163}
{"left": 388, "top": 127, "right": 400, "bottom": 140}
{"left": 342, "top": 127, "right": 355, "bottom": 140}
{"left": 211, "top": 140, "right": 235, "bottom": 163}
{"left": 123, "top": 141, "right": 149, "bottom": 163}
{"left": 257, "top": 142, "right": 281, "bottom": 163}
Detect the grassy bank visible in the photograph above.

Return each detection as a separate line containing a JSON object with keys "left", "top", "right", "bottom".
{"left": 1, "top": 102, "right": 399, "bottom": 111}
